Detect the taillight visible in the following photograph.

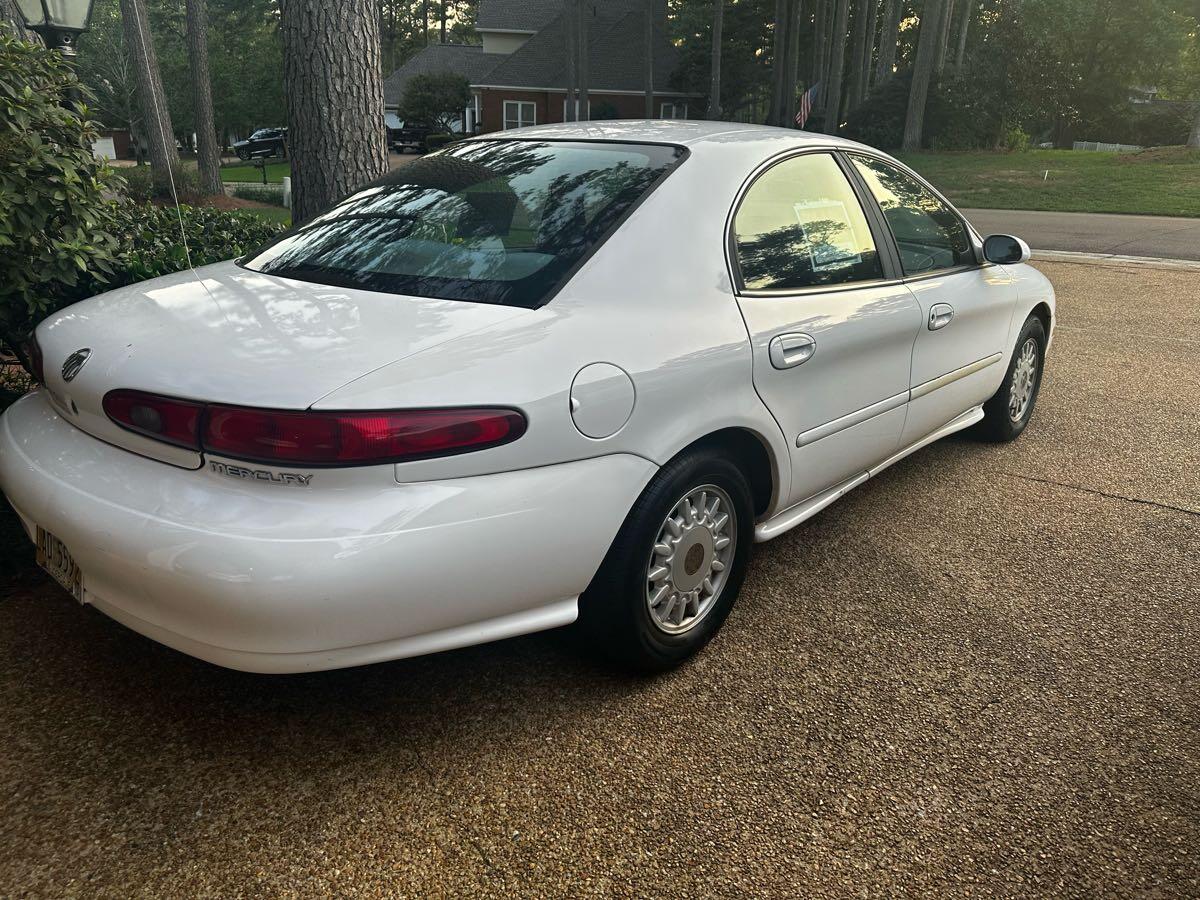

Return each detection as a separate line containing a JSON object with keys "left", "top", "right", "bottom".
{"left": 102, "top": 390, "right": 204, "bottom": 450}
{"left": 204, "top": 406, "right": 526, "bottom": 465}
{"left": 25, "top": 337, "right": 44, "bottom": 384}
{"left": 101, "top": 390, "right": 526, "bottom": 465}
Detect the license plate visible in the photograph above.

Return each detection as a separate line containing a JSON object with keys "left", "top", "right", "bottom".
{"left": 36, "top": 527, "right": 84, "bottom": 602}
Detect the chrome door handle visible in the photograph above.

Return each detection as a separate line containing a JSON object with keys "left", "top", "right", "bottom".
{"left": 929, "top": 303, "right": 954, "bottom": 331}
{"left": 768, "top": 333, "right": 816, "bottom": 369}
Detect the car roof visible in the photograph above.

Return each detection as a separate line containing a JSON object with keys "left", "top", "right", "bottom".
{"left": 481, "top": 119, "right": 872, "bottom": 153}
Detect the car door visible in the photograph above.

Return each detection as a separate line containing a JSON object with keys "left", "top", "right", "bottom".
{"left": 846, "top": 154, "right": 1019, "bottom": 446}
{"left": 730, "top": 151, "right": 923, "bottom": 510}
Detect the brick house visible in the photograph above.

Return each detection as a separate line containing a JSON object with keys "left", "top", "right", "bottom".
{"left": 384, "top": 0, "right": 698, "bottom": 134}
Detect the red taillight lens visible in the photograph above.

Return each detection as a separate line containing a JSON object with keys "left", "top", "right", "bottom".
{"left": 203, "top": 406, "right": 526, "bottom": 465}
{"left": 25, "top": 337, "right": 44, "bottom": 384}
{"left": 102, "top": 390, "right": 203, "bottom": 450}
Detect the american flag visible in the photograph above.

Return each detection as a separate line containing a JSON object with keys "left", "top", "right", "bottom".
{"left": 795, "top": 82, "right": 820, "bottom": 129}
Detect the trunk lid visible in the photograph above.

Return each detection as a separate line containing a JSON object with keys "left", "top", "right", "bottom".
{"left": 36, "top": 261, "right": 527, "bottom": 468}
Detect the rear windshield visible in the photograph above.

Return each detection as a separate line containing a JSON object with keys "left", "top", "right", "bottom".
{"left": 241, "top": 140, "right": 684, "bottom": 308}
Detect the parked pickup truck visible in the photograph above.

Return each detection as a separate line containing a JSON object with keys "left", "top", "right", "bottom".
{"left": 233, "top": 128, "right": 288, "bottom": 160}
{"left": 389, "top": 121, "right": 434, "bottom": 154}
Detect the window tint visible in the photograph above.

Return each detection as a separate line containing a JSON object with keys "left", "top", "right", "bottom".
{"left": 242, "top": 141, "right": 684, "bottom": 308}
{"left": 733, "top": 153, "right": 882, "bottom": 292}
{"left": 849, "top": 155, "right": 974, "bottom": 276}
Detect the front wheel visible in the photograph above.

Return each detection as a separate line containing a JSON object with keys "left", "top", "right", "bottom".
{"left": 577, "top": 447, "right": 754, "bottom": 672}
{"left": 974, "top": 314, "right": 1047, "bottom": 442}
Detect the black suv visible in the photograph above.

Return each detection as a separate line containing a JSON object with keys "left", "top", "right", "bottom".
{"left": 233, "top": 128, "right": 288, "bottom": 160}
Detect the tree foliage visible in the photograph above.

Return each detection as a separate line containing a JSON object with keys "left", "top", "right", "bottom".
{"left": 399, "top": 72, "right": 471, "bottom": 130}
{"left": 0, "top": 26, "right": 124, "bottom": 363}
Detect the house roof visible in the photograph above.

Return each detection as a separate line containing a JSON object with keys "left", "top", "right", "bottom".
{"left": 384, "top": 3, "right": 687, "bottom": 106}
{"left": 383, "top": 44, "right": 506, "bottom": 107}
{"left": 478, "top": 9, "right": 684, "bottom": 93}
{"left": 476, "top": 0, "right": 564, "bottom": 32}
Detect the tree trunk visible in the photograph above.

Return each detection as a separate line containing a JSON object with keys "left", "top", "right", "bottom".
{"left": 440, "top": 0, "right": 447, "bottom": 43}
{"left": 902, "top": 0, "right": 946, "bottom": 151}
{"left": 811, "top": 0, "right": 828, "bottom": 102}
{"left": 788, "top": 0, "right": 802, "bottom": 117}
{"left": 564, "top": 0, "right": 577, "bottom": 121}
{"left": 874, "top": 0, "right": 900, "bottom": 84}
{"left": 644, "top": 0, "right": 654, "bottom": 118}
{"left": 578, "top": 0, "right": 589, "bottom": 120}
{"left": 423, "top": 0, "right": 430, "bottom": 44}
{"left": 707, "top": 0, "right": 724, "bottom": 118}
{"left": 185, "top": 0, "right": 222, "bottom": 196}
{"left": 822, "top": 0, "right": 850, "bottom": 134}
{"left": 859, "top": 0, "right": 879, "bottom": 100}
{"left": 768, "top": 0, "right": 786, "bottom": 124}
{"left": 120, "top": 0, "right": 180, "bottom": 195}
{"left": 279, "top": 0, "right": 388, "bottom": 224}
{"left": 847, "top": 0, "right": 869, "bottom": 111}
{"left": 953, "top": 0, "right": 971, "bottom": 70}
{"left": 934, "top": 0, "right": 953, "bottom": 77}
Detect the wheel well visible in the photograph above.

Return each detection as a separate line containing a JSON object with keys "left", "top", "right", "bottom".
{"left": 685, "top": 428, "right": 775, "bottom": 518}
{"left": 1031, "top": 302, "right": 1052, "bottom": 335}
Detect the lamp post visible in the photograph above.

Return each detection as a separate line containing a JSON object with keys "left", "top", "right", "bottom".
{"left": 13, "top": 0, "right": 96, "bottom": 60}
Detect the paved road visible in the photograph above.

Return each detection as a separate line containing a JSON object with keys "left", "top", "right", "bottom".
{"left": 964, "top": 208, "right": 1200, "bottom": 260}
{"left": 1, "top": 261, "right": 1197, "bottom": 896}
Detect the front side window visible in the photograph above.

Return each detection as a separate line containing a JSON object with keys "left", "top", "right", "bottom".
{"left": 849, "top": 155, "right": 974, "bottom": 276}
{"left": 503, "top": 101, "right": 536, "bottom": 130}
{"left": 242, "top": 140, "right": 684, "bottom": 308}
{"left": 733, "top": 153, "right": 882, "bottom": 292}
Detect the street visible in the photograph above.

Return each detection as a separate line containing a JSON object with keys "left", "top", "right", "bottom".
{"left": 965, "top": 208, "right": 1200, "bottom": 261}
{"left": 0, "top": 259, "right": 1197, "bottom": 897}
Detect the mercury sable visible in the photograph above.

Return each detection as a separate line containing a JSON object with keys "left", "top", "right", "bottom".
{"left": 0, "top": 122, "right": 1054, "bottom": 673}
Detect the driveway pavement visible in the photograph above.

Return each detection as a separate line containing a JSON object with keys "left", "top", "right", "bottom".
{"left": 0, "top": 260, "right": 1197, "bottom": 897}
{"left": 964, "top": 208, "right": 1200, "bottom": 260}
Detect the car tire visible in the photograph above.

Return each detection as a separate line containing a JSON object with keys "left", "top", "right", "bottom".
{"left": 974, "top": 314, "right": 1047, "bottom": 442}
{"left": 577, "top": 446, "right": 755, "bottom": 673}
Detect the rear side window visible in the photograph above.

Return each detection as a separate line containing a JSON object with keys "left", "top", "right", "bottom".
{"left": 849, "top": 155, "right": 974, "bottom": 275}
{"left": 242, "top": 141, "right": 684, "bottom": 308}
{"left": 733, "top": 153, "right": 883, "bottom": 292}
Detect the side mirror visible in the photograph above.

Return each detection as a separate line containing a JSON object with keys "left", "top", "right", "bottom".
{"left": 983, "top": 234, "right": 1031, "bottom": 265}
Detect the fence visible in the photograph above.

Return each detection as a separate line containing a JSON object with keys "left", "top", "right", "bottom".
{"left": 1072, "top": 141, "right": 1143, "bottom": 152}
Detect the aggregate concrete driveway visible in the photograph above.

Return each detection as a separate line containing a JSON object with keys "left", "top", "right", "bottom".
{"left": 0, "top": 260, "right": 1197, "bottom": 897}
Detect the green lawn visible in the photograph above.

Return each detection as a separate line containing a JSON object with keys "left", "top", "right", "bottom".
{"left": 231, "top": 206, "right": 292, "bottom": 225}
{"left": 895, "top": 147, "right": 1200, "bottom": 218}
{"left": 219, "top": 161, "right": 291, "bottom": 183}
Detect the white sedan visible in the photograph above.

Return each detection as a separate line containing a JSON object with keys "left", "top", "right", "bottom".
{"left": 0, "top": 122, "right": 1053, "bottom": 673}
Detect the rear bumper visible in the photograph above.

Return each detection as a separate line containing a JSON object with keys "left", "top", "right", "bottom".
{"left": 0, "top": 391, "right": 655, "bottom": 673}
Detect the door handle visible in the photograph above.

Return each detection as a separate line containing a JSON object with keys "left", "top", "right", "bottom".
{"left": 928, "top": 303, "right": 954, "bottom": 331}
{"left": 768, "top": 333, "right": 816, "bottom": 369}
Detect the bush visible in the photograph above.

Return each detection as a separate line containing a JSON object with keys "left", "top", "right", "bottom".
{"left": 841, "top": 72, "right": 951, "bottom": 150}
{"left": 119, "top": 162, "right": 202, "bottom": 203}
{"left": 399, "top": 72, "right": 471, "bottom": 133}
{"left": 424, "top": 132, "right": 456, "bottom": 152}
{"left": 231, "top": 182, "right": 285, "bottom": 204}
{"left": 0, "top": 25, "right": 125, "bottom": 369}
{"left": 1001, "top": 126, "right": 1031, "bottom": 152}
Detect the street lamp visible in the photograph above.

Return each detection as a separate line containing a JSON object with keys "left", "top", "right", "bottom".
{"left": 13, "top": 0, "right": 96, "bottom": 59}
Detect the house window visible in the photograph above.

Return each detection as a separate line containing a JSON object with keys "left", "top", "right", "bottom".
{"left": 660, "top": 102, "right": 688, "bottom": 120}
{"left": 503, "top": 101, "right": 536, "bottom": 130}
{"left": 562, "top": 99, "right": 592, "bottom": 120}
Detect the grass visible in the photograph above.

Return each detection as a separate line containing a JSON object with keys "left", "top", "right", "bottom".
{"left": 895, "top": 147, "right": 1200, "bottom": 218}
{"left": 219, "top": 161, "right": 291, "bottom": 184}
{"left": 232, "top": 206, "right": 292, "bottom": 225}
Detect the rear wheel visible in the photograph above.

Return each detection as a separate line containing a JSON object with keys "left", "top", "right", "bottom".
{"left": 975, "top": 314, "right": 1046, "bottom": 442}
{"left": 577, "top": 447, "right": 754, "bottom": 672}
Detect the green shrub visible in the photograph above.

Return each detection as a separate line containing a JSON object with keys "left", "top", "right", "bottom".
{"left": 1003, "top": 126, "right": 1032, "bottom": 152}
{"left": 424, "top": 132, "right": 456, "bottom": 152}
{"left": 0, "top": 25, "right": 125, "bottom": 369}
{"left": 231, "top": 182, "right": 285, "bottom": 204}
{"left": 119, "top": 161, "right": 202, "bottom": 203}
{"left": 842, "top": 72, "right": 950, "bottom": 150}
